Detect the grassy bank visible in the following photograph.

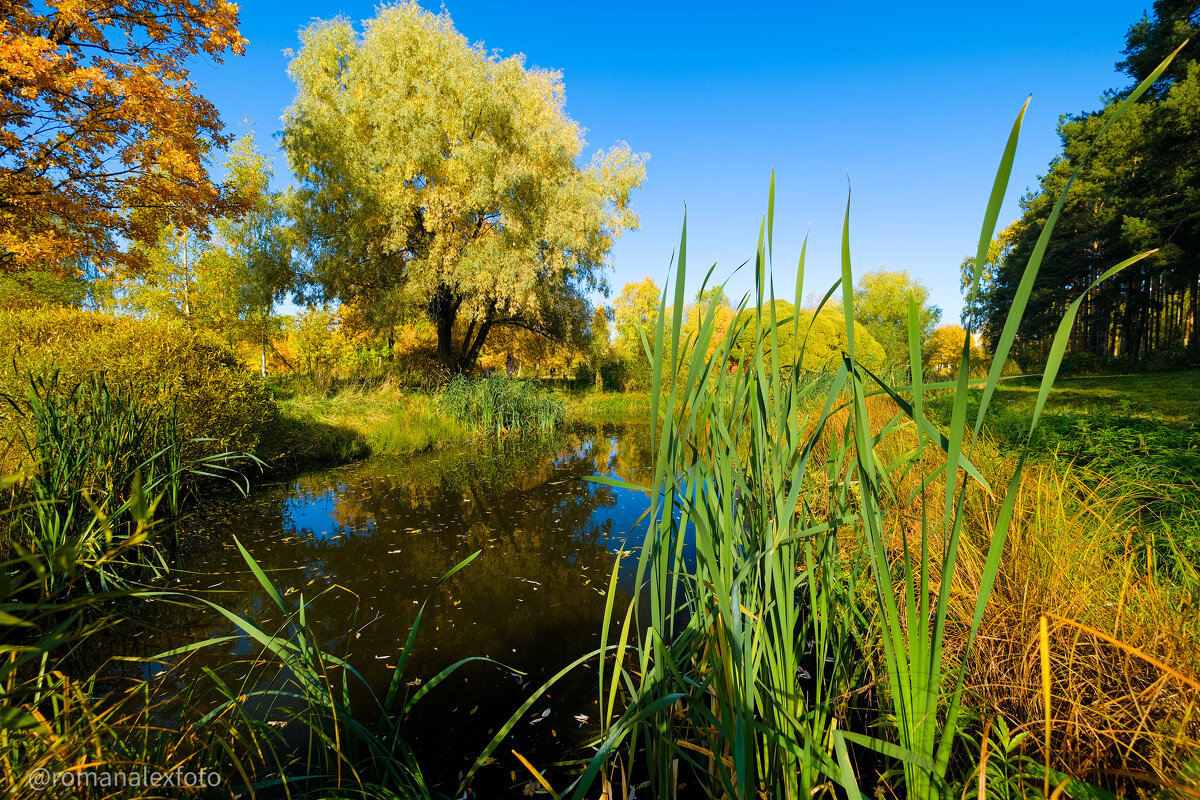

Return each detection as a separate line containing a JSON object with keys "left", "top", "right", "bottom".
{"left": 967, "top": 368, "right": 1199, "bottom": 425}
{"left": 268, "top": 381, "right": 653, "bottom": 470}
{"left": 564, "top": 388, "right": 653, "bottom": 424}
{"left": 926, "top": 369, "right": 1200, "bottom": 585}
{"left": 264, "top": 383, "right": 469, "bottom": 468}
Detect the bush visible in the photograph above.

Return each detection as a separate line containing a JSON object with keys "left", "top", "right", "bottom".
{"left": 572, "top": 358, "right": 628, "bottom": 392}
{"left": 600, "top": 358, "right": 628, "bottom": 391}
{"left": 0, "top": 308, "right": 275, "bottom": 465}
{"left": 573, "top": 362, "right": 596, "bottom": 390}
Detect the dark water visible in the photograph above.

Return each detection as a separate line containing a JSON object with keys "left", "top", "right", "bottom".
{"left": 136, "top": 423, "right": 655, "bottom": 794}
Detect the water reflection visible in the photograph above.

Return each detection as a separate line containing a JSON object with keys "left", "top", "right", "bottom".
{"left": 148, "top": 422, "right": 654, "bottom": 792}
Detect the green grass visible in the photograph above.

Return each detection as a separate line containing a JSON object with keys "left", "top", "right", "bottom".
{"left": 265, "top": 383, "right": 474, "bottom": 468}
{"left": 967, "top": 369, "right": 1199, "bottom": 425}
{"left": 563, "top": 389, "right": 654, "bottom": 424}
{"left": 264, "top": 379, "right": 676, "bottom": 473}
{"left": 927, "top": 370, "right": 1200, "bottom": 588}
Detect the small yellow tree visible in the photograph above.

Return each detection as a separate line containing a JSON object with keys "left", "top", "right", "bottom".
{"left": 924, "top": 324, "right": 986, "bottom": 379}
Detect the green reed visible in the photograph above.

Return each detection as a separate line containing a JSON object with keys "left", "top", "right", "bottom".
{"left": 3, "top": 371, "right": 259, "bottom": 594}
{"left": 567, "top": 48, "right": 1181, "bottom": 800}
{"left": 441, "top": 373, "right": 565, "bottom": 435}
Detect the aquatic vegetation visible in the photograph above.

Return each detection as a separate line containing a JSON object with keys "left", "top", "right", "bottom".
{"left": 2, "top": 371, "right": 259, "bottom": 593}
{"left": 554, "top": 50, "right": 1198, "bottom": 800}
{"left": 441, "top": 374, "right": 565, "bottom": 435}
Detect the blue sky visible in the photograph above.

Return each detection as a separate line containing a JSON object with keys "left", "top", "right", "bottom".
{"left": 189, "top": 1, "right": 1151, "bottom": 323}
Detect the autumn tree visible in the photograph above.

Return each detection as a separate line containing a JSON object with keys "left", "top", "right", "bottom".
{"left": 212, "top": 133, "right": 293, "bottom": 375}
{"left": 732, "top": 301, "right": 886, "bottom": 372}
{"left": 115, "top": 223, "right": 211, "bottom": 324}
{"left": 612, "top": 277, "right": 661, "bottom": 387}
{"left": 0, "top": 0, "right": 246, "bottom": 277}
{"left": 111, "top": 134, "right": 292, "bottom": 373}
{"left": 587, "top": 305, "right": 612, "bottom": 389}
{"left": 959, "top": 221, "right": 1019, "bottom": 328}
{"left": 924, "top": 324, "right": 987, "bottom": 379}
{"left": 852, "top": 268, "right": 941, "bottom": 365}
{"left": 613, "top": 278, "right": 662, "bottom": 359}
{"left": 684, "top": 286, "right": 735, "bottom": 364}
{"left": 282, "top": 2, "right": 645, "bottom": 373}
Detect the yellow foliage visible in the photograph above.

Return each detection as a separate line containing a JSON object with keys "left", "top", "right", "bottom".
{"left": 925, "top": 324, "right": 987, "bottom": 378}
{"left": 0, "top": 0, "right": 246, "bottom": 276}
{"left": 0, "top": 308, "right": 274, "bottom": 464}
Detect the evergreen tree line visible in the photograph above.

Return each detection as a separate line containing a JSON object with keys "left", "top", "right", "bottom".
{"left": 969, "top": 1, "right": 1200, "bottom": 369}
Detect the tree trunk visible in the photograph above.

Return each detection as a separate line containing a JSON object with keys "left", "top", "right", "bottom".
{"left": 460, "top": 320, "right": 493, "bottom": 373}
{"left": 430, "top": 288, "right": 503, "bottom": 374}
{"left": 260, "top": 332, "right": 267, "bottom": 377}
{"left": 433, "top": 287, "right": 458, "bottom": 371}
{"left": 1191, "top": 277, "right": 1199, "bottom": 347}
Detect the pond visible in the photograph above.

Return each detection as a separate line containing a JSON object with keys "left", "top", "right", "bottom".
{"left": 133, "top": 422, "right": 659, "bottom": 794}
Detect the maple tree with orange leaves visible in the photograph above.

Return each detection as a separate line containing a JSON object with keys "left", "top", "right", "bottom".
{"left": 0, "top": 0, "right": 246, "bottom": 278}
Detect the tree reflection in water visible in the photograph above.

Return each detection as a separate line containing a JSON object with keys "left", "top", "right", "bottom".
{"left": 142, "top": 422, "right": 654, "bottom": 791}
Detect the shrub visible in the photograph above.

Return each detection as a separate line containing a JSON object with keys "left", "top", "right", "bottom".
{"left": 573, "top": 361, "right": 596, "bottom": 389}
{"left": 0, "top": 308, "right": 275, "bottom": 465}
{"left": 600, "top": 357, "right": 628, "bottom": 391}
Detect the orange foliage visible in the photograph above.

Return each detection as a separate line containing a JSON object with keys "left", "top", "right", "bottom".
{"left": 0, "top": 0, "right": 246, "bottom": 276}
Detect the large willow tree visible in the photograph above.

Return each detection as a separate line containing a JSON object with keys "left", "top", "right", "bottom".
{"left": 282, "top": 2, "right": 645, "bottom": 372}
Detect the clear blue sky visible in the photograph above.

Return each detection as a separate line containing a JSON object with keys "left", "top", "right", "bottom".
{"left": 188, "top": 0, "right": 1152, "bottom": 323}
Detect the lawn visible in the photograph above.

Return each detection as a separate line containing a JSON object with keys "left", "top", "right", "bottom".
{"left": 982, "top": 369, "right": 1198, "bottom": 426}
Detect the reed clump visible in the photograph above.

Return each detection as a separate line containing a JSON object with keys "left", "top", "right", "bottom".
{"left": 549, "top": 52, "right": 1190, "bottom": 800}
{"left": 2, "top": 371, "right": 258, "bottom": 591}
{"left": 441, "top": 374, "right": 565, "bottom": 435}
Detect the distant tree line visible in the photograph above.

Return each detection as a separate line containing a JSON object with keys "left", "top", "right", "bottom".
{"left": 966, "top": 1, "right": 1200, "bottom": 368}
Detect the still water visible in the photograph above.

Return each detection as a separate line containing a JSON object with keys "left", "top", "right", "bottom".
{"left": 148, "top": 423, "right": 656, "bottom": 793}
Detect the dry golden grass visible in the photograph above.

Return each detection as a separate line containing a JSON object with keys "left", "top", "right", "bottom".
{"left": 1, "top": 673, "right": 231, "bottom": 800}
{"left": 952, "top": 463, "right": 1200, "bottom": 795}
{"left": 797, "top": 387, "right": 1200, "bottom": 794}
{"left": 833, "top": 395, "right": 1200, "bottom": 795}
